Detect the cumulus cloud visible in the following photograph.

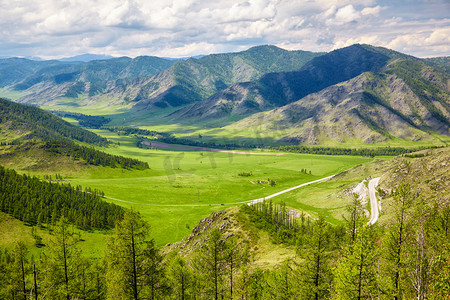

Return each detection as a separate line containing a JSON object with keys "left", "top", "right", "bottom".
{"left": 361, "top": 5, "right": 384, "bottom": 16}
{"left": 0, "top": 0, "right": 448, "bottom": 58}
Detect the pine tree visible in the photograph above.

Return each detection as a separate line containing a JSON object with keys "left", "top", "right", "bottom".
{"left": 105, "top": 209, "right": 159, "bottom": 300}
{"left": 194, "top": 229, "right": 225, "bottom": 299}
{"left": 334, "top": 225, "right": 379, "bottom": 299}
{"left": 223, "top": 235, "right": 249, "bottom": 299}
{"left": 384, "top": 183, "right": 414, "bottom": 299}
{"left": 167, "top": 254, "right": 193, "bottom": 300}
{"left": 299, "top": 216, "right": 333, "bottom": 300}
{"left": 40, "top": 217, "right": 81, "bottom": 300}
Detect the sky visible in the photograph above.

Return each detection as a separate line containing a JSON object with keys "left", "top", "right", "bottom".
{"left": 0, "top": 0, "right": 449, "bottom": 59}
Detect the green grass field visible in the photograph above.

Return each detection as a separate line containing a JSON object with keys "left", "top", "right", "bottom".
{"left": 0, "top": 120, "right": 389, "bottom": 255}
{"left": 52, "top": 128, "right": 379, "bottom": 246}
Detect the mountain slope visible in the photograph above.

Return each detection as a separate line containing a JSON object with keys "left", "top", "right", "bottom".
{"left": 0, "top": 98, "right": 149, "bottom": 171}
{"left": 0, "top": 98, "right": 107, "bottom": 144}
{"left": 115, "top": 45, "right": 324, "bottom": 110}
{"left": 224, "top": 60, "right": 449, "bottom": 145}
{"left": 170, "top": 44, "right": 393, "bottom": 123}
{"left": 1, "top": 56, "right": 177, "bottom": 106}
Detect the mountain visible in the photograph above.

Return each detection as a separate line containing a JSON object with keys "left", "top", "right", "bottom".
{"left": 1, "top": 46, "right": 322, "bottom": 110}
{"left": 0, "top": 56, "right": 177, "bottom": 106}
{"left": 424, "top": 56, "right": 450, "bottom": 74}
{"left": 111, "top": 45, "right": 324, "bottom": 110}
{"left": 59, "top": 54, "right": 115, "bottom": 62}
{"left": 166, "top": 45, "right": 449, "bottom": 145}
{"left": 169, "top": 44, "right": 409, "bottom": 123}
{"left": 224, "top": 61, "right": 449, "bottom": 145}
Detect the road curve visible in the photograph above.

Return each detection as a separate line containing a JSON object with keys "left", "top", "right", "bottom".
{"left": 367, "top": 177, "right": 381, "bottom": 225}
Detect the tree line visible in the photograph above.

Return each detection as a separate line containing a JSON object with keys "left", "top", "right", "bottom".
{"left": 51, "top": 111, "right": 111, "bottom": 129}
{"left": 103, "top": 125, "right": 441, "bottom": 157}
{"left": 0, "top": 165, "right": 124, "bottom": 230}
{"left": 44, "top": 140, "right": 150, "bottom": 170}
{"left": 0, "top": 182, "right": 448, "bottom": 299}
{"left": 273, "top": 144, "right": 439, "bottom": 157}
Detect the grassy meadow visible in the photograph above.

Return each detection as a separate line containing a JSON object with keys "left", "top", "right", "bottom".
{"left": 56, "top": 128, "right": 379, "bottom": 246}
{"left": 0, "top": 113, "right": 390, "bottom": 256}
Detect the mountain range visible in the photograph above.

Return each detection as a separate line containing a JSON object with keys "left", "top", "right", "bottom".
{"left": 0, "top": 44, "right": 448, "bottom": 146}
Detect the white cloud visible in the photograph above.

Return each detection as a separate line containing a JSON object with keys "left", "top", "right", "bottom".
{"left": 0, "top": 0, "right": 448, "bottom": 58}
{"left": 335, "top": 5, "right": 361, "bottom": 24}
{"left": 361, "top": 5, "right": 384, "bottom": 16}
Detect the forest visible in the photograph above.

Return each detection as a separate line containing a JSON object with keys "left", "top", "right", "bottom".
{"left": 51, "top": 111, "right": 111, "bottom": 129}
{"left": 0, "top": 98, "right": 107, "bottom": 146}
{"left": 0, "top": 165, "right": 125, "bottom": 230}
{"left": 0, "top": 182, "right": 448, "bottom": 299}
{"left": 43, "top": 140, "right": 150, "bottom": 170}
{"left": 274, "top": 145, "right": 437, "bottom": 157}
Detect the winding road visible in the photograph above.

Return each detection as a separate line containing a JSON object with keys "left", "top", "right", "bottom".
{"left": 367, "top": 177, "right": 381, "bottom": 225}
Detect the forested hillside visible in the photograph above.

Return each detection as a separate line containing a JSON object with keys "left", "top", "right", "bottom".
{"left": 0, "top": 98, "right": 107, "bottom": 144}
{"left": 0, "top": 165, "right": 124, "bottom": 229}
{"left": 0, "top": 98, "right": 149, "bottom": 170}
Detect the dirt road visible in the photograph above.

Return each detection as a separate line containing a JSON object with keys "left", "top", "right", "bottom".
{"left": 247, "top": 175, "right": 335, "bottom": 205}
{"left": 367, "top": 177, "right": 381, "bottom": 225}
{"left": 100, "top": 175, "right": 335, "bottom": 207}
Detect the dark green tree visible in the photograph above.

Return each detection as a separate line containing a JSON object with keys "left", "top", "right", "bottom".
{"left": 105, "top": 209, "right": 160, "bottom": 300}
{"left": 384, "top": 183, "right": 414, "bottom": 299}
{"left": 334, "top": 225, "right": 379, "bottom": 299}
{"left": 194, "top": 229, "right": 225, "bottom": 300}
{"left": 40, "top": 217, "right": 82, "bottom": 300}
{"left": 299, "top": 216, "right": 333, "bottom": 300}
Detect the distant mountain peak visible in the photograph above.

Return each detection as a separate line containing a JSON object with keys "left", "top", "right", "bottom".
{"left": 59, "top": 54, "right": 116, "bottom": 62}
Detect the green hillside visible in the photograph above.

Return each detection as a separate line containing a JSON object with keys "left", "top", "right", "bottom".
{"left": 0, "top": 98, "right": 107, "bottom": 144}
{"left": 0, "top": 98, "right": 149, "bottom": 171}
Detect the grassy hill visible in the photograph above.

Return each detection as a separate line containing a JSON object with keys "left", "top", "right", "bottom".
{"left": 0, "top": 98, "right": 149, "bottom": 171}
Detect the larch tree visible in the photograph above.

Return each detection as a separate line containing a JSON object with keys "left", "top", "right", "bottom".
{"left": 105, "top": 209, "right": 159, "bottom": 300}
{"left": 299, "top": 216, "right": 333, "bottom": 300}
{"left": 333, "top": 225, "right": 379, "bottom": 300}
{"left": 40, "top": 217, "right": 82, "bottom": 300}
{"left": 384, "top": 183, "right": 414, "bottom": 300}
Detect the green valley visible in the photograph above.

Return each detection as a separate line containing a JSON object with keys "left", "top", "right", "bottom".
{"left": 0, "top": 42, "right": 448, "bottom": 299}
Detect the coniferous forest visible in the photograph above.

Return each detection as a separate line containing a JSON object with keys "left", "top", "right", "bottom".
{"left": 0, "top": 98, "right": 107, "bottom": 146}
{"left": 0, "top": 165, "right": 124, "bottom": 230}
{"left": 43, "top": 140, "right": 150, "bottom": 170}
{"left": 0, "top": 182, "right": 448, "bottom": 299}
